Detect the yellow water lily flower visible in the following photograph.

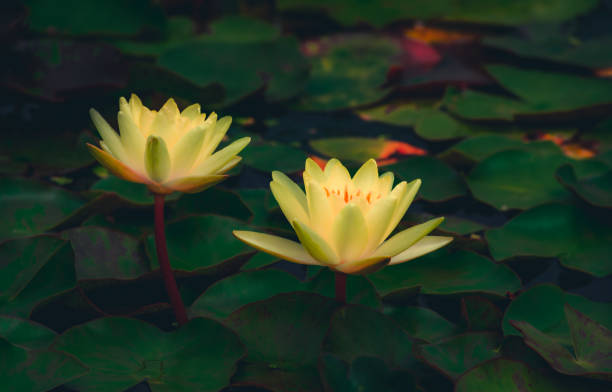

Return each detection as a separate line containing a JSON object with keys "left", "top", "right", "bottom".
{"left": 87, "top": 94, "right": 250, "bottom": 194}
{"left": 234, "top": 158, "right": 452, "bottom": 274}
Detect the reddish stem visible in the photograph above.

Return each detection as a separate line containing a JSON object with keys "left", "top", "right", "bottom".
{"left": 335, "top": 271, "right": 347, "bottom": 303}
{"left": 154, "top": 194, "right": 188, "bottom": 326}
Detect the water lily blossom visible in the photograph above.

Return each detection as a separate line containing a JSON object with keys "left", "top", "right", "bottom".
{"left": 87, "top": 94, "right": 250, "bottom": 194}
{"left": 234, "top": 158, "right": 452, "bottom": 274}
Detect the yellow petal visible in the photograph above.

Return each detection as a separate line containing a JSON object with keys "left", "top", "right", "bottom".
{"left": 332, "top": 203, "right": 368, "bottom": 262}
{"left": 165, "top": 174, "right": 226, "bottom": 193}
{"left": 306, "top": 181, "right": 332, "bottom": 236}
{"left": 119, "top": 96, "right": 131, "bottom": 116}
{"left": 304, "top": 158, "right": 325, "bottom": 183}
{"left": 151, "top": 98, "right": 179, "bottom": 136}
{"left": 199, "top": 115, "right": 231, "bottom": 158}
{"left": 384, "top": 179, "right": 421, "bottom": 239}
{"left": 117, "top": 110, "right": 145, "bottom": 168}
{"left": 364, "top": 197, "right": 398, "bottom": 254}
{"left": 389, "top": 236, "right": 453, "bottom": 265}
{"left": 129, "top": 93, "right": 143, "bottom": 120}
{"left": 324, "top": 158, "right": 351, "bottom": 184}
{"left": 217, "top": 156, "right": 242, "bottom": 174}
{"left": 293, "top": 220, "right": 339, "bottom": 265}
{"left": 144, "top": 136, "right": 171, "bottom": 183}
{"left": 181, "top": 103, "right": 201, "bottom": 119}
{"left": 193, "top": 137, "right": 250, "bottom": 177}
{"left": 352, "top": 158, "right": 378, "bottom": 192}
{"left": 377, "top": 171, "right": 394, "bottom": 196}
{"left": 171, "top": 124, "right": 207, "bottom": 175}
{"left": 374, "top": 216, "right": 444, "bottom": 258}
{"left": 86, "top": 144, "right": 146, "bottom": 183}
{"left": 270, "top": 172, "right": 309, "bottom": 226}
{"left": 89, "top": 108, "right": 125, "bottom": 161}
{"left": 233, "top": 230, "right": 321, "bottom": 266}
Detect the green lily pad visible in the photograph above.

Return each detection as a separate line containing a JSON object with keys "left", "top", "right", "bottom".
{"left": 0, "top": 316, "right": 56, "bottom": 350}
{"left": 26, "top": 0, "right": 165, "bottom": 36}
{"left": 310, "top": 137, "right": 394, "bottom": 163}
{"left": 54, "top": 316, "right": 244, "bottom": 392}
{"left": 295, "top": 35, "right": 399, "bottom": 111}
{"left": 0, "top": 242, "right": 76, "bottom": 317}
{"left": 486, "top": 203, "right": 612, "bottom": 277}
{"left": 385, "top": 156, "right": 467, "bottom": 201}
{"left": 320, "top": 354, "right": 416, "bottom": 392}
{"left": 64, "top": 226, "right": 150, "bottom": 280}
{"left": 305, "top": 269, "right": 380, "bottom": 309}
{"left": 368, "top": 249, "right": 521, "bottom": 298}
{"left": 556, "top": 162, "right": 612, "bottom": 208}
{"left": 1, "top": 337, "right": 88, "bottom": 392}
{"left": 242, "top": 143, "right": 308, "bottom": 173}
{"left": 417, "top": 332, "right": 501, "bottom": 380}
{"left": 486, "top": 65, "right": 612, "bottom": 113}
{"left": 323, "top": 305, "right": 416, "bottom": 369}
{"left": 174, "top": 187, "right": 252, "bottom": 221}
{"left": 90, "top": 177, "right": 155, "bottom": 205}
{"left": 462, "top": 296, "right": 502, "bottom": 331}
{"left": 111, "top": 16, "right": 196, "bottom": 56}
{"left": 190, "top": 269, "right": 302, "bottom": 319}
{"left": 455, "top": 358, "right": 579, "bottom": 392}
{"left": 0, "top": 177, "right": 84, "bottom": 241}
{"left": 382, "top": 306, "right": 457, "bottom": 343}
{"left": 502, "top": 284, "right": 612, "bottom": 346}
{"left": 441, "top": 135, "right": 526, "bottom": 164}
{"left": 206, "top": 15, "right": 281, "bottom": 43}
{"left": 512, "top": 305, "right": 612, "bottom": 378}
{"left": 467, "top": 142, "right": 570, "bottom": 210}
{"left": 225, "top": 293, "right": 338, "bottom": 391}
{"left": 236, "top": 188, "right": 288, "bottom": 230}
{"left": 145, "top": 215, "right": 254, "bottom": 273}
{"left": 158, "top": 35, "right": 307, "bottom": 104}
{"left": 0, "top": 236, "right": 66, "bottom": 305}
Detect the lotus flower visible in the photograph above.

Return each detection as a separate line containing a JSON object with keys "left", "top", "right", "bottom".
{"left": 234, "top": 158, "right": 452, "bottom": 274}
{"left": 87, "top": 94, "right": 250, "bottom": 194}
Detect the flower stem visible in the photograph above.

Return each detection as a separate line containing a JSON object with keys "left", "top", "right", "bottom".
{"left": 154, "top": 194, "right": 188, "bottom": 326}
{"left": 335, "top": 271, "right": 347, "bottom": 303}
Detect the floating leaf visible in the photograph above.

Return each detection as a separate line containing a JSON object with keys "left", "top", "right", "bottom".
{"left": 443, "top": 87, "right": 534, "bottom": 121}
{"left": 441, "top": 135, "right": 526, "bottom": 164}
{"left": 556, "top": 162, "right": 612, "bottom": 208}
{"left": 0, "top": 177, "right": 84, "bottom": 241}
{"left": 174, "top": 187, "right": 252, "bottom": 221}
{"left": 385, "top": 156, "right": 467, "bottom": 201}
{"left": 383, "top": 306, "right": 457, "bottom": 343}
{"left": 369, "top": 249, "right": 521, "bottom": 298}
{"left": 487, "top": 203, "right": 612, "bottom": 277}
{"left": 306, "top": 269, "right": 381, "bottom": 309}
{"left": 54, "top": 317, "right": 244, "bottom": 392}
{"left": 417, "top": 332, "right": 501, "bottom": 380}
{"left": 462, "top": 296, "right": 502, "bottom": 331}
{"left": 502, "top": 284, "right": 612, "bottom": 345}
{"left": 242, "top": 143, "right": 308, "bottom": 173}
{"left": 310, "top": 137, "right": 425, "bottom": 164}
{"left": 0, "top": 316, "right": 56, "bottom": 350}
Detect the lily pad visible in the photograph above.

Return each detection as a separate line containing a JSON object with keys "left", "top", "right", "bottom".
{"left": 26, "top": 0, "right": 165, "bottom": 36}
{"left": 441, "top": 135, "right": 526, "bottom": 164}
{"left": 368, "top": 249, "right": 521, "bottom": 298}
{"left": 306, "top": 269, "right": 381, "bottom": 309}
{"left": 174, "top": 188, "right": 252, "bottom": 221}
{"left": 455, "top": 358, "right": 579, "bottom": 392}
{"left": 0, "top": 316, "right": 56, "bottom": 350}
{"left": 295, "top": 35, "right": 399, "bottom": 111}
{"left": 385, "top": 156, "right": 467, "bottom": 201}
{"left": 145, "top": 215, "right": 254, "bottom": 273}
{"left": 54, "top": 316, "right": 244, "bottom": 392}
{"left": 442, "top": 87, "right": 534, "bottom": 121}
{"left": 323, "top": 305, "right": 416, "bottom": 369}
{"left": 0, "top": 177, "right": 84, "bottom": 241}
{"left": 486, "top": 203, "right": 612, "bottom": 277}
{"left": 382, "top": 306, "right": 457, "bottom": 343}
{"left": 462, "top": 296, "right": 502, "bottom": 331}
{"left": 511, "top": 305, "right": 612, "bottom": 378}
{"left": 1, "top": 337, "right": 88, "bottom": 392}
{"left": 502, "top": 284, "right": 612, "bottom": 346}
{"left": 242, "top": 143, "right": 308, "bottom": 173}
{"left": 556, "top": 162, "right": 612, "bottom": 208}
{"left": 466, "top": 142, "right": 570, "bottom": 210}
{"left": 416, "top": 332, "right": 501, "bottom": 380}
{"left": 64, "top": 226, "right": 150, "bottom": 280}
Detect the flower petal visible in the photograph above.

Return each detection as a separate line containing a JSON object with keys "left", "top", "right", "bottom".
{"left": 144, "top": 135, "right": 171, "bottom": 183}
{"left": 129, "top": 93, "right": 143, "bottom": 120}
{"left": 384, "top": 179, "right": 421, "bottom": 238}
{"left": 86, "top": 144, "right": 146, "bottom": 183}
{"left": 193, "top": 137, "right": 250, "bottom": 177}
{"left": 364, "top": 196, "right": 398, "bottom": 254}
{"left": 335, "top": 256, "right": 389, "bottom": 274}
{"left": 181, "top": 103, "right": 201, "bottom": 119}
{"left": 304, "top": 157, "right": 325, "bottom": 183}
{"left": 324, "top": 158, "right": 351, "bottom": 184}
{"left": 389, "top": 236, "right": 453, "bottom": 265}
{"left": 233, "top": 230, "right": 321, "bottom": 266}
{"left": 332, "top": 204, "right": 368, "bottom": 262}
{"left": 199, "top": 115, "right": 231, "bottom": 158}
{"left": 352, "top": 158, "right": 378, "bottom": 192}
{"left": 217, "top": 156, "right": 242, "bottom": 174}
{"left": 270, "top": 172, "right": 309, "bottom": 227}
{"left": 293, "top": 220, "right": 339, "bottom": 265}
{"left": 171, "top": 124, "right": 207, "bottom": 175}
{"left": 373, "top": 216, "right": 444, "bottom": 258}
{"left": 306, "top": 181, "right": 333, "bottom": 236}
{"left": 377, "top": 171, "right": 394, "bottom": 196}
{"left": 165, "top": 174, "right": 226, "bottom": 193}
{"left": 89, "top": 108, "right": 125, "bottom": 160}
{"left": 151, "top": 98, "right": 180, "bottom": 137}
{"left": 117, "top": 110, "right": 145, "bottom": 168}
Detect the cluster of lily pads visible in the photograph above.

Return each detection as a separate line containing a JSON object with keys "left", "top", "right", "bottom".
{"left": 2, "top": 0, "right": 612, "bottom": 391}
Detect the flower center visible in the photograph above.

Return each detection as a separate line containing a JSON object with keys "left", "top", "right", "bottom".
{"left": 323, "top": 185, "right": 381, "bottom": 204}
